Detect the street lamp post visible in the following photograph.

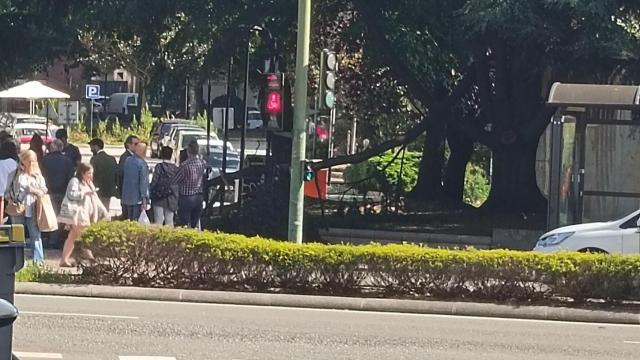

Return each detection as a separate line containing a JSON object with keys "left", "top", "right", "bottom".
{"left": 287, "top": 0, "right": 312, "bottom": 244}
{"left": 239, "top": 26, "right": 263, "bottom": 208}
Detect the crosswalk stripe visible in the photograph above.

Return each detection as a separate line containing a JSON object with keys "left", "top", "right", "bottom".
{"left": 118, "top": 357, "right": 176, "bottom": 360}
{"left": 13, "top": 352, "right": 63, "bottom": 359}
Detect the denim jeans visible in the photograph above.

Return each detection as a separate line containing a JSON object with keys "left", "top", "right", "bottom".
{"left": 12, "top": 215, "right": 44, "bottom": 264}
{"left": 177, "top": 194, "right": 203, "bottom": 229}
{"left": 153, "top": 206, "right": 174, "bottom": 227}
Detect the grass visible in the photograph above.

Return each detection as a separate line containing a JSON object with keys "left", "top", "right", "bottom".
{"left": 15, "top": 264, "right": 74, "bottom": 284}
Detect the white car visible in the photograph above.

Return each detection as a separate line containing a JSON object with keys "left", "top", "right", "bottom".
{"left": 10, "top": 122, "right": 57, "bottom": 146}
{"left": 534, "top": 210, "right": 640, "bottom": 254}
{"left": 247, "top": 111, "right": 263, "bottom": 129}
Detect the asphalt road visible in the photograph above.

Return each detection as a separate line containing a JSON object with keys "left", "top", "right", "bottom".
{"left": 11, "top": 294, "right": 640, "bottom": 360}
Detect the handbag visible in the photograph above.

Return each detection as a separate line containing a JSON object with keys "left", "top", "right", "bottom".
{"left": 36, "top": 194, "right": 58, "bottom": 232}
{"left": 5, "top": 172, "right": 24, "bottom": 217}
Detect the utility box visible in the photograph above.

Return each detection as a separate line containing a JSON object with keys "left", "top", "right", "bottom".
{"left": 0, "top": 225, "right": 25, "bottom": 360}
{"left": 212, "top": 107, "right": 234, "bottom": 130}
{"left": 304, "top": 168, "right": 329, "bottom": 200}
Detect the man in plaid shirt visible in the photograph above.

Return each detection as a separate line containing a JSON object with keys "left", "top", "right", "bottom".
{"left": 172, "top": 141, "right": 207, "bottom": 228}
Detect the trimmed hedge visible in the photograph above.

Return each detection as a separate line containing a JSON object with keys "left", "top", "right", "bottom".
{"left": 79, "top": 222, "right": 640, "bottom": 303}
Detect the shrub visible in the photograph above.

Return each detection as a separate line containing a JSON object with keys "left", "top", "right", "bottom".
{"left": 79, "top": 222, "right": 640, "bottom": 303}
{"left": 344, "top": 148, "right": 421, "bottom": 194}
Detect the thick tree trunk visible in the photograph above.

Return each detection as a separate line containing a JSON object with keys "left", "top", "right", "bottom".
{"left": 443, "top": 128, "right": 474, "bottom": 201}
{"left": 408, "top": 120, "right": 446, "bottom": 201}
{"left": 482, "top": 139, "right": 546, "bottom": 214}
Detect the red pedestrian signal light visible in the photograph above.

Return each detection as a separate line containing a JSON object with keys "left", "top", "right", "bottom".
{"left": 266, "top": 91, "right": 282, "bottom": 114}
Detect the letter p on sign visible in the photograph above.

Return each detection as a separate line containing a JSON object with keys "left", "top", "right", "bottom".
{"left": 85, "top": 84, "right": 101, "bottom": 99}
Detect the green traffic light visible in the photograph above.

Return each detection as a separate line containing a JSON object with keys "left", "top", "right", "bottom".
{"left": 304, "top": 163, "right": 315, "bottom": 182}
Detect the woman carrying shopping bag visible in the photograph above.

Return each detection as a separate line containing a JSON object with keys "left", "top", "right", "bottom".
{"left": 6, "top": 150, "right": 48, "bottom": 265}
{"left": 58, "top": 163, "right": 109, "bottom": 267}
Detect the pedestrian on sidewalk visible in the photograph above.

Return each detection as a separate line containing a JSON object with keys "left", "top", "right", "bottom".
{"left": 150, "top": 146, "right": 178, "bottom": 227}
{"left": 172, "top": 141, "right": 206, "bottom": 228}
{"left": 89, "top": 138, "right": 117, "bottom": 211}
{"left": 58, "top": 163, "right": 109, "bottom": 267}
{"left": 42, "top": 139, "right": 74, "bottom": 248}
{"left": 55, "top": 129, "right": 82, "bottom": 167}
{"left": 117, "top": 135, "right": 140, "bottom": 219}
{"left": 122, "top": 141, "right": 149, "bottom": 221}
{"left": 0, "top": 141, "right": 18, "bottom": 224}
{"left": 7, "top": 150, "right": 48, "bottom": 265}
{"left": 29, "top": 132, "right": 44, "bottom": 166}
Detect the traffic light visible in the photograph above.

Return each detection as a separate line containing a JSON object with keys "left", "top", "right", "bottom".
{"left": 303, "top": 161, "right": 315, "bottom": 182}
{"left": 319, "top": 49, "right": 337, "bottom": 110}
{"left": 263, "top": 73, "right": 283, "bottom": 115}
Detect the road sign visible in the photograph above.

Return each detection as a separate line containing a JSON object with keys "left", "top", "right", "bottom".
{"left": 85, "top": 84, "right": 101, "bottom": 99}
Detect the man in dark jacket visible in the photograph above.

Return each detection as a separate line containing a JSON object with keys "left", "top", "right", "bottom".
{"left": 89, "top": 138, "right": 118, "bottom": 211}
{"left": 42, "top": 139, "right": 74, "bottom": 248}
{"left": 55, "top": 128, "right": 82, "bottom": 167}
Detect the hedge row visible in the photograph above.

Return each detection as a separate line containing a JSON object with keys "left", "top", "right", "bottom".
{"left": 79, "top": 221, "right": 640, "bottom": 303}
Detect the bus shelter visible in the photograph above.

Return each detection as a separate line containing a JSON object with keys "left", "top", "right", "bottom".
{"left": 546, "top": 82, "right": 640, "bottom": 229}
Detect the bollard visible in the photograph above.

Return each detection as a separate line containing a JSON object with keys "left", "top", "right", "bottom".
{"left": 0, "top": 225, "right": 25, "bottom": 360}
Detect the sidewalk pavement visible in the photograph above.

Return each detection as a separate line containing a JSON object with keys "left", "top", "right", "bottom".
{"left": 14, "top": 281, "right": 640, "bottom": 325}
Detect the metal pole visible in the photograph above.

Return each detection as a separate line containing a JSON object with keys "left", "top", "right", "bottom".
{"left": 206, "top": 79, "right": 212, "bottom": 161}
{"left": 185, "top": 77, "right": 190, "bottom": 119}
{"left": 220, "top": 57, "right": 234, "bottom": 210}
{"left": 312, "top": 95, "right": 318, "bottom": 158}
{"left": 90, "top": 99, "right": 94, "bottom": 137}
{"left": 350, "top": 116, "right": 357, "bottom": 154}
{"left": 287, "top": 0, "right": 311, "bottom": 244}
{"left": 240, "top": 31, "right": 251, "bottom": 208}
{"left": 46, "top": 99, "right": 50, "bottom": 140}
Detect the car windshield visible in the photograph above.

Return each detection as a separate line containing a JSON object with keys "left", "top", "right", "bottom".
{"left": 248, "top": 112, "right": 261, "bottom": 120}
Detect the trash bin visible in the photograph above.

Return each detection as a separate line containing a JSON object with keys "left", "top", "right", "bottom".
{"left": 0, "top": 225, "right": 25, "bottom": 360}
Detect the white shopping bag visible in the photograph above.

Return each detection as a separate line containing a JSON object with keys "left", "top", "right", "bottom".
{"left": 138, "top": 210, "right": 151, "bottom": 225}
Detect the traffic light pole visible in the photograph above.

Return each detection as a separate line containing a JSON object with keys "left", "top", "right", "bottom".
{"left": 288, "top": 0, "right": 311, "bottom": 244}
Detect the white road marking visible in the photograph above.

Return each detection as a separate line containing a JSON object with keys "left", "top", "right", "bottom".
{"left": 119, "top": 357, "right": 176, "bottom": 360}
{"left": 624, "top": 340, "right": 640, "bottom": 344}
{"left": 15, "top": 294, "right": 639, "bottom": 327}
{"left": 21, "top": 311, "right": 139, "bottom": 320}
{"left": 13, "top": 352, "right": 63, "bottom": 359}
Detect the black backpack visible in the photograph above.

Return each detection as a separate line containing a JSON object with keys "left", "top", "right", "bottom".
{"left": 150, "top": 163, "right": 174, "bottom": 200}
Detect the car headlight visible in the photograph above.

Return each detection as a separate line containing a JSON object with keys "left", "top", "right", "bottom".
{"left": 536, "top": 232, "right": 574, "bottom": 247}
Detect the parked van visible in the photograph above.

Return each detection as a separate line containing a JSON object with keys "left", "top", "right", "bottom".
{"left": 106, "top": 92, "right": 138, "bottom": 115}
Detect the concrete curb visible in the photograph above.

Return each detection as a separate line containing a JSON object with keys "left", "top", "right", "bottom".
{"left": 15, "top": 282, "right": 640, "bottom": 325}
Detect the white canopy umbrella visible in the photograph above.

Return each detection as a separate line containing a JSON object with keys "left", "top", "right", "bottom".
{"left": 0, "top": 80, "right": 70, "bottom": 100}
{"left": 0, "top": 80, "right": 71, "bottom": 135}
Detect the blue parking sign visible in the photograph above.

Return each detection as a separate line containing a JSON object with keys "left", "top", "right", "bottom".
{"left": 85, "top": 84, "right": 101, "bottom": 99}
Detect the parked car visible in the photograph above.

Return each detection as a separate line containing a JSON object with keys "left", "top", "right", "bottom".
{"left": 0, "top": 113, "right": 47, "bottom": 129}
{"left": 164, "top": 125, "right": 206, "bottom": 150}
{"left": 149, "top": 120, "right": 194, "bottom": 157}
{"left": 534, "top": 209, "right": 640, "bottom": 254}
{"left": 11, "top": 122, "right": 57, "bottom": 145}
{"left": 171, "top": 130, "right": 230, "bottom": 160}
{"left": 198, "top": 139, "right": 241, "bottom": 179}
{"left": 247, "top": 110, "right": 263, "bottom": 129}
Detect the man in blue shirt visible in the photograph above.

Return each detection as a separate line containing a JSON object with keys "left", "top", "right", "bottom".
{"left": 121, "top": 141, "right": 149, "bottom": 221}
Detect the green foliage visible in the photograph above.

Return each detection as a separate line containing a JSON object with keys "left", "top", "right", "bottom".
{"left": 194, "top": 111, "right": 210, "bottom": 133}
{"left": 464, "top": 163, "right": 490, "bottom": 207}
{"left": 70, "top": 105, "right": 156, "bottom": 145}
{"left": 345, "top": 148, "right": 421, "bottom": 194}
{"left": 79, "top": 221, "right": 640, "bottom": 303}
{"left": 16, "top": 264, "right": 73, "bottom": 284}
